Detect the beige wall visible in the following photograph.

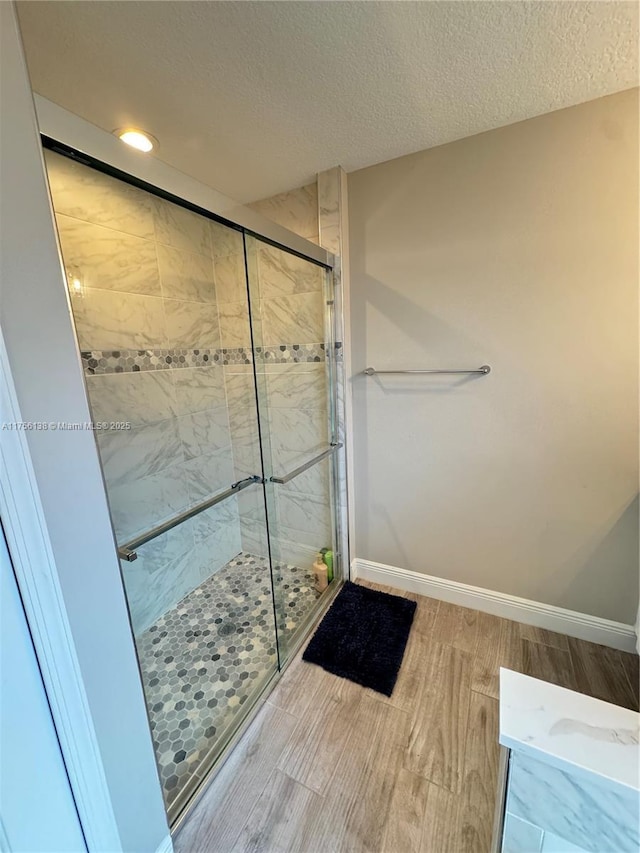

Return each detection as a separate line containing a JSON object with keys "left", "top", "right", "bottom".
{"left": 348, "top": 89, "right": 639, "bottom": 623}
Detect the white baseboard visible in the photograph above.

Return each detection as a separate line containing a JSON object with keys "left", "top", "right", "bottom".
{"left": 352, "top": 558, "right": 637, "bottom": 653}
{"left": 155, "top": 834, "right": 174, "bottom": 853}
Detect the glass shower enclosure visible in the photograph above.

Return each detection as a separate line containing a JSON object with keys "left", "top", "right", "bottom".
{"left": 42, "top": 143, "right": 343, "bottom": 823}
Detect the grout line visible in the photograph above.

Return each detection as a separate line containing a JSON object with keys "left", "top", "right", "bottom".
{"left": 54, "top": 209, "right": 160, "bottom": 243}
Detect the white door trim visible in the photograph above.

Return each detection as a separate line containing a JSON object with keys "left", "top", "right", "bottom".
{"left": 0, "top": 331, "right": 122, "bottom": 851}
{"left": 352, "top": 557, "right": 638, "bottom": 652}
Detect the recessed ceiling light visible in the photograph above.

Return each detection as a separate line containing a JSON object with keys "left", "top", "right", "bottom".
{"left": 114, "top": 128, "right": 157, "bottom": 153}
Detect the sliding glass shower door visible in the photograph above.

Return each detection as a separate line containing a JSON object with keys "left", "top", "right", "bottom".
{"left": 245, "top": 237, "right": 341, "bottom": 661}
{"left": 42, "top": 143, "right": 340, "bottom": 823}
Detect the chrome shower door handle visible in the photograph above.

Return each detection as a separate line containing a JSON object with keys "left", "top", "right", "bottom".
{"left": 270, "top": 443, "right": 343, "bottom": 485}
{"left": 117, "top": 474, "right": 264, "bottom": 562}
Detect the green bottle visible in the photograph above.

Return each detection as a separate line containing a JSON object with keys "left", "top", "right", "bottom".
{"left": 323, "top": 549, "right": 334, "bottom": 583}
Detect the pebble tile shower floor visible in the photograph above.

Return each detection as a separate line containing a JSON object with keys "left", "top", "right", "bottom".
{"left": 136, "top": 551, "right": 322, "bottom": 808}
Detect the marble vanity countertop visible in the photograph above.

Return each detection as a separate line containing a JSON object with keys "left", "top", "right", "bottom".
{"left": 499, "top": 668, "right": 640, "bottom": 795}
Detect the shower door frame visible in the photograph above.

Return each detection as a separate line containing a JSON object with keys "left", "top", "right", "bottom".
{"left": 35, "top": 97, "right": 348, "bottom": 831}
{"left": 35, "top": 96, "right": 332, "bottom": 269}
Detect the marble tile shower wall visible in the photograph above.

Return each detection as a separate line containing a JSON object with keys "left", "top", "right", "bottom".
{"left": 45, "top": 150, "right": 243, "bottom": 634}
{"left": 225, "top": 361, "right": 333, "bottom": 568}
{"left": 248, "top": 182, "right": 319, "bottom": 244}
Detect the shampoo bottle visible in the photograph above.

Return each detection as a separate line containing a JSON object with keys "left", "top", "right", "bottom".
{"left": 312, "top": 553, "right": 329, "bottom": 592}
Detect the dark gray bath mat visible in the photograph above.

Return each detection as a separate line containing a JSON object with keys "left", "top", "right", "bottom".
{"left": 302, "top": 581, "right": 416, "bottom": 696}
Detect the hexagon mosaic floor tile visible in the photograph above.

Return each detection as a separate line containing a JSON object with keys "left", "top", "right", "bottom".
{"left": 136, "top": 551, "right": 322, "bottom": 809}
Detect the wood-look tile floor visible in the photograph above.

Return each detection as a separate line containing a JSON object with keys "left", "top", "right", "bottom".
{"left": 174, "top": 583, "right": 639, "bottom": 853}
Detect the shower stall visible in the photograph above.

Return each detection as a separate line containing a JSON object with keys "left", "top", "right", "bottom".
{"left": 42, "top": 142, "right": 346, "bottom": 823}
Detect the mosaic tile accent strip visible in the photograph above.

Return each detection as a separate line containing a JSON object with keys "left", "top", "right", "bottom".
{"left": 136, "top": 551, "right": 322, "bottom": 809}
{"left": 255, "top": 342, "right": 328, "bottom": 364}
{"left": 81, "top": 348, "right": 221, "bottom": 375}
{"left": 81, "top": 343, "right": 340, "bottom": 375}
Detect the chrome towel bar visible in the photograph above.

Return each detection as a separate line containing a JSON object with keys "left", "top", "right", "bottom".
{"left": 363, "top": 365, "right": 491, "bottom": 376}
{"left": 117, "top": 475, "right": 263, "bottom": 562}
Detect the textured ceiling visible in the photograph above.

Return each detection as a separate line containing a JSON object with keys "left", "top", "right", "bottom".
{"left": 17, "top": 1, "right": 639, "bottom": 202}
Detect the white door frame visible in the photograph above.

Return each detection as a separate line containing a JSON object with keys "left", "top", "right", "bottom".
{"left": 0, "top": 515, "right": 87, "bottom": 853}
{"left": 0, "top": 331, "right": 121, "bottom": 851}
